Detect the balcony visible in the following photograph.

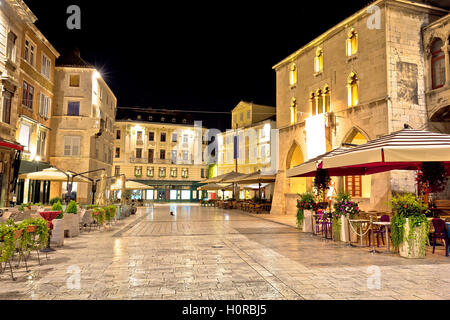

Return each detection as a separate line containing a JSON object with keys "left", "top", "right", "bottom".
{"left": 153, "top": 159, "right": 172, "bottom": 164}
{"left": 130, "top": 157, "right": 148, "bottom": 164}
{"left": 136, "top": 139, "right": 144, "bottom": 146}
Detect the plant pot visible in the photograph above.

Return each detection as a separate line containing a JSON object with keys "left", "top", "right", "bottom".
{"left": 332, "top": 217, "right": 342, "bottom": 242}
{"left": 398, "top": 218, "right": 428, "bottom": 259}
{"left": 51, "top": 219, "right": 64, "bottom": 247}
{"left": 63, "top": 214, "right": 79, "bottom": 238}
{"left": 302, "top": 210, "right": 313, "bottom": 233}
{"left": 26, "top": 225, "right": 37, "bottom": 233}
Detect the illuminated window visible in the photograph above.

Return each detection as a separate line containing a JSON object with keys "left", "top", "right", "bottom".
{"left": 431, "top": 39, "right": 445, "bottom": 89}
{"left": 24, "top": 38, "right": 35, "bottom": 66}
{"left": 314, "top": 48, "right": 323, "bottom": 73}
{"left": 136, "top": 148, "right": 142, "bottom": 159}
{"left": 115, "top": 147, "right": 120, "bottom": 158}
{"left": 182, "top": 168, "right": 189, "bottom": 178}
{"left": 345, "top": 175, "right": 362, "bottom": 197}
{"left": 323, "top": 86, "right": 331, "bottom": 113}
{"left": 290, "top": 98, "right": 297, "bottom": 125}
{"left": 147, "top": 167, "right": 154, "bottom": 177}
{"left": 310, "top": 92, "right": 316, "bottom": 115}
{"left": 134, "top": 166, "right": 142, "bottom": 177}
{"left": 316, "top": 89, "right": 323, "bottom": 114}
{"left": 347, "top": 73, "right": 358, "bottom": 107}
{"left": 6, "top": 32, "right": 17, "bottom": 61}
{"left": 170, "top": 168, "right": 177, "bottom": 177}
{"left": 289, "top": 63, "right": 297, "bottom": 86}
{"left": 346, "top": 29, "right": 358, "bottom": 57}
{"left": 159, "top": 167, "right": 166, "bottom": 178}
{"left": 115, "top": 166, "right": 120, "bottom": 176}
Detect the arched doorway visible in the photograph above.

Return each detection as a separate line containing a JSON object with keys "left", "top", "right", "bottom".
{"left": 430, "top": 105, "right": 450, "bottom": 134}
{"left": 342, "top": 128, "right": 371, "bottom": 198}
{"left": 286, "top": 142, "right": 307, "bottom": 194}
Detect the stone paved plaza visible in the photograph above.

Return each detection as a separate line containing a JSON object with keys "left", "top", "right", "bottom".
{"left": 0, "top": 204, "right": 449, "bottom": 300}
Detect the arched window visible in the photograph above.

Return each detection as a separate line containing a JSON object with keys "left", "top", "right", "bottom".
{"left": 347, "top": 73, "right": 358, "bottom": 107}
{"left": 316, "top": 89, "right": 323, "bottom": 114}
{"left": 323, "top": 86, "right": 331, "bottom": 113}
{"left": 346, "top": 29, "right": 358, "bottom": 57}
{"left": 289, "top": 63, "right": 297, "bottom": 86}
{"left": 431, "top": 39, "right": 445, "bottom": 89}
{"left": 290, "top": 98, "right": 297, "bottom": 125}
{"left": 310, "top": 92, "right": 316, "bottom": 116}
{"left": 314, "top": 48, "right": 323, "bottom": 73}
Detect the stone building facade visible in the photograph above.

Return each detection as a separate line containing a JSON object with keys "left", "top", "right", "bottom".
{"left": 49, "top": 50, "right": 117, "bottom": 204}
{"left": 113, "top": 110, "right": 209, "bottom": 202}
{"left": 271, "top": 0, "right": 449, "bottom": 215}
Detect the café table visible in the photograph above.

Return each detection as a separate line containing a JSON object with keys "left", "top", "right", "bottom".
{"left": 39, "top": 211, "right": 62, "bottom": 252}
{"left": 373, "top": 221, "right": 392, "bottom": 253}
{"left": 349, "top": 219, "right": 370, "bottom": 247}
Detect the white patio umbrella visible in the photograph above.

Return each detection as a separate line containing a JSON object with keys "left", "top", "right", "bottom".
{"left": 110, "top": 180, "right": 153, "bottom": 191}
{"left": 19, "top": 167, "right": 91, "bottom": 183}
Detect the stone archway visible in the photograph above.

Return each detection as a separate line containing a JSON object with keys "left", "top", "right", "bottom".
{"left": 429, "top": 105, "right": 450, "bottom": 134}
{"left": 285, "top": 142, "right": 307, "bottom": 195}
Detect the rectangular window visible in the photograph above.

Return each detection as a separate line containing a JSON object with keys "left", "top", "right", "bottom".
{"left": 160, "top": 149, "right": 166, "bottom": 160}
{"left": 247, "top": 111, "right": 251, "bottom": 120}
{"left": 114, "top": 166, "right": 120, "bottom": 176}
{"left": 147, "top": 167, "right": 154, "bottom": 177}
{"left": 135, "top": 166, "right": 142, "bottom": 177}
{"left": 181, "top": 168, "right": 189, "bottom": 178}
{"left": 116, "top": 130, "right": 121, "bottom": 139}
{"left": 64, "top": 136, "right": 81, "bottom": 156}
{"left": 183, "top": 150, "right": 188, "bottom": 161}
{"left": 41, "top": 54, "right": 51, "bottom": 79}
{"left": 172, "top": 133, "right": 178, "bottom": 142}
{"left": 345, "top": 176, "right": 362, "bottom": 197}
{"left": 171, "top": 150, "right": 177, "bottom": 163}
{"left": 160, "top": 132, "right": 166, "bottom": 142}
{"left": 149, "top": 132, "right": 154, "bottom": 141}
{"left": 2, "top": 91, "right": 12, "bottom": 124}
{"left": 69, "top": 75, "right": 80, "bottom": 87}
{"left": 68, "top": 101, "right": 80, "bottom": 116}
{"left": 181, "top": 190, "right": 190, "bottom": 200}
{"left": 22, "top": 81, "right": 34, "bottom": 109}
{"left": 39, "top": 93, "right": 50, "bottom": 119}
{"left": 183, "top": 134, "right": 188, "bottom": 143}
{"left": 148, "top": 149, "right": 154, "bottom": 163}
{"left": 19, "top": 123, "right": 31, "bottom": 151}
{"left": 115, "top": 147, "right": 120, "bottom": 158}
{"left": 136, "top": 131, "right": 143, "bottom": 141}
{"left": 240, "top": 113, "right": 243, "bottom": 121}
{"left": 6, "top": 32, "right": 17, "bottom": 61}
{"left": 36, "top": 130, "right": 47, "bottom": 158}
{"left": 24, "top": 39, "right": 35, "bottom": 66}
{"left": 159, "top": 167, "right": 166, "bottom": 178}
{"left": 170, "top": 168, "right": 177, "bottom": 177}
{"left": 136, "top": 148, "right": 142, "bottom": 159}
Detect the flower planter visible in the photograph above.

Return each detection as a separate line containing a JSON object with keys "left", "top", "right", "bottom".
{"left": 398, "top": 218, "right": 428, "bottom": 259}
{"left": 302, "top": 210, "right": 313, "bottom": 233}
{"left": 63, "top": 214, "right": 80, "bottom": 238}
{"left": 26, "top": 225, "right": 37, "bottom": 233}
{"left": 51, "top": 219, "right": 64, "bottom": 247}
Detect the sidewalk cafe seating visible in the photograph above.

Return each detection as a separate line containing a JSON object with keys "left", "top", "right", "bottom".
{"left": 368, "top": 215, "right": 390, "bottom": 247}
{"left": 431, "top": 218, "right": 449, "bottom": 257}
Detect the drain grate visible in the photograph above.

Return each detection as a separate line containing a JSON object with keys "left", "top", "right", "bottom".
{"left": 212, "top": 245, "right": 224, "bottom": 249}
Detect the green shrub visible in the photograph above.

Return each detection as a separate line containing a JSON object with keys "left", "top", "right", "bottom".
{"left": 50, "top": 197, "right": 62, "bottom": 206}
{"left": 51, "top": 201, "right": 64, "bottom": 219}
{"left": 104, "top": 205, "right": 117, "bottom": 221}
{"left": 65, "top": 200, "right": 78, "bottom": 214}
{"left": 92, "top": 207, "right": 106, "bottom": 225}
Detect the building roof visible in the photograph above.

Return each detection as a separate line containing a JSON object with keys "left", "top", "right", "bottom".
{"left": 56, "top": 48, "right": 95, "bottom": 69}
{"left": 115, "top": 107, "right": 196, "bottom": 126}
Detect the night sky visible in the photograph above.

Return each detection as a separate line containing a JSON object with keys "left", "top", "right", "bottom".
{"left": 25, "top": 0, "right": 373, "bottom": 130}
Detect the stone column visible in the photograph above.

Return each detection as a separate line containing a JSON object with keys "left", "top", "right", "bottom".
{"left": 23, "top": 179, "right": 30, "bottom": 203}
{"left": 444, "top": 43, "right": 450, "bottom": 86}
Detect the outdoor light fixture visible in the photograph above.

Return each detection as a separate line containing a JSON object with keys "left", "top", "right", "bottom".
{"left": 93, "top": 70, "right": 101, "bottom": 80}
{"left": 34, "top": 155, "right": 41, "bottom": 162}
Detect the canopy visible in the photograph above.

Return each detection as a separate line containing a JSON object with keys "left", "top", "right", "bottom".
{"left": 242, "top": 183, "right": 270, "bottom": 190}
{"left": 110, "top": 180, "right": 153, "bottom": 190}
{"left": 227, "top": 170, "right": 276, "bottom": 184}
{"left": 18, "top": 167, "right": 91, "bottom": 183}
{"left": 287, "top": 147, "right": 351, "bottom": 178}
{"left": 197, "top": 183, "right": 233, "bottom": 191}
{"left": 323, "top": 128, "right": 450, "bottom": 175}
{"left": 201, "top": 171, "right": 246, "bottom": 183}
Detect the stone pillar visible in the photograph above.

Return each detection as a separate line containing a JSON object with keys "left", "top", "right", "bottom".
{"left": 444, "top": 43, "right": 450, "bottom": 86}
{"left": 270, "top": 171, "right": 288, "bottom": 215}
{"left": 23, "top": 179, "right": 30, "bottom": 203}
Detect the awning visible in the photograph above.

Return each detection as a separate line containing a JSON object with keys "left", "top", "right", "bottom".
{"left": 110, "top": 180, "right": 153, "bottom": 190}
{"left": 321, "top": 128, "right": 450, "bottom": 176}
{"left": 227, "top": 170, "right": 276, "bottom": 184}
{"left": 0, "top": 139, "right": 24, "bottom": 152}
{"left": 19, "top": 167, "right": 91, "bottom": 182}
{"left": 242, "top": 183, "right": 270, "bottom": 190}
{"left": 201, "top": 171, "right": 246, "bottom": 184}
{"left": 197, "top": 183, "right": 233, "bottom": 191}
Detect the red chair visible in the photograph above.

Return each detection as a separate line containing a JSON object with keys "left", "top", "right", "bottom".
{"left": 432, "top": 218, "right": 449, "bottom": 257}
{"left": 368, "top": 215, "right": 390, "bottom": 247}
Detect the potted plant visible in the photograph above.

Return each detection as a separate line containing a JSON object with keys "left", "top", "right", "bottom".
{"left": 391, "top": 193, "right": 429, "bottom": 259}
{"left": 63, "top": 200, "right": 80, "bottom": 237}
{"left": 297, "top": 192, "right": 316, "bottom": 232}
{"left": 92, "top": 207, "right": 106, "bottom": 228}
{"left": 333, "top": 192, "right": 360, "bottom": 242}
{"left": 50, "top": 201, "right": 64, "bottom": 246}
